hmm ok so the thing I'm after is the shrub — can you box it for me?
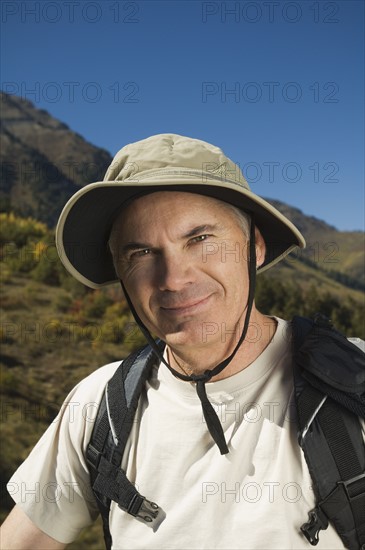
[103,301,130,320]
[81,291,114,319]
[123,323,147,352]
[0,262,12,284]
[58,268,88,298]
[0,213,48,248]
[55,293,73,313]
[95,317,128,344]
[4,244,38,273]
[31,244,61,285]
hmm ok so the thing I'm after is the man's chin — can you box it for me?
[160,321,213,349]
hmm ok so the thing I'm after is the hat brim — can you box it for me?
[56,179,305,288]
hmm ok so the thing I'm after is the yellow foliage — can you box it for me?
[0,212,48,234]
[33,241,48,261]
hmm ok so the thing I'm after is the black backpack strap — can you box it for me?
[87,393,113,549]
[292,315,365,549]
[86,342,165,549]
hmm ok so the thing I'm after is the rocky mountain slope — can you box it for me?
[0,92,112,226]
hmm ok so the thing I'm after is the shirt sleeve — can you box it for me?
[6,361,121,544]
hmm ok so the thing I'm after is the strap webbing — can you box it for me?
[296,385,326,437]
[87,345,161,549]
[293,316,365,549]
[317,399,365,547]
[298,389,365,548]
[93,456,144,512]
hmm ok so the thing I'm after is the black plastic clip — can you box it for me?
[136,498,160,524]
[86,444,102,469]
[337,472,365,500]
[125,494,162,528]
[301,507,329,546]
[313,313,333,329]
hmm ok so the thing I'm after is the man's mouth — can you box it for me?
[160,295,213,316]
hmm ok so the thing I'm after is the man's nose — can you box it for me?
[156,251,194,291]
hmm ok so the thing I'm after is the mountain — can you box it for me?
[0,92,112,227]
[269,200,364,283]
[0,92,364,289]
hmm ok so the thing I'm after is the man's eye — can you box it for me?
[131,249,151,259]
[191,234,211,243]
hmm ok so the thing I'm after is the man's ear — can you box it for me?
[254,226,266,268]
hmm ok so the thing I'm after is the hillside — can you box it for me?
[270,200,364,282]
[0,92,112,226]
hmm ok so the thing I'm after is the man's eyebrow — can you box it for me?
[119,224,220,254]
[183,224,220,239]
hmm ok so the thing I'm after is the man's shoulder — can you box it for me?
[282,315,364,352]
[67,359,123,404]
[83,359,123,383]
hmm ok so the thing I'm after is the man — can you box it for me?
[1,134,361,549]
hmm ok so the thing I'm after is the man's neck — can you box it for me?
[166,310,277,382]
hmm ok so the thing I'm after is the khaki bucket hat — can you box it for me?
[56,133,306,288]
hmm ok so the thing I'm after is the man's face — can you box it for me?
[112,191,265,351]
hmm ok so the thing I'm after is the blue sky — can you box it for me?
[1,0,364,230]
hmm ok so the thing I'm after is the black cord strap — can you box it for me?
[196,378,229,454]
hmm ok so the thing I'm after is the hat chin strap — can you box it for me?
[119,219,257,455]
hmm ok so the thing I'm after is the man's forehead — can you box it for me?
[114,191,236,230]
[123,190,227,211]
[110,191,239,244]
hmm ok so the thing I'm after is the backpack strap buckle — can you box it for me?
[86,443,102,469]
[124,493,162,528]
[301,507,329,546]
[337,472,365,500]
[137,498,161,524]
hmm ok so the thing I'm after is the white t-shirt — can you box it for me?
[7,318,356,549]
